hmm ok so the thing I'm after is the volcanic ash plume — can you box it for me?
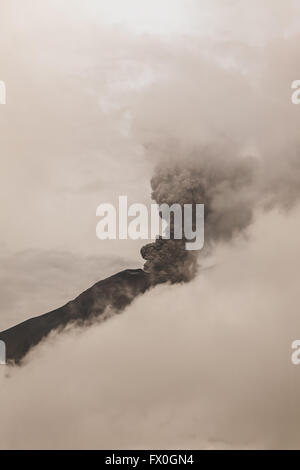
[4,145,300,362]
[141,147,259,283]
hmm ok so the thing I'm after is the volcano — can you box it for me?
[0,269,151,364]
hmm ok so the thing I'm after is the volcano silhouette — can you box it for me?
[0,269,151,364]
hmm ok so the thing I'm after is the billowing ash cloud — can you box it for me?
[142,238,198,284]
[141,141,300,283]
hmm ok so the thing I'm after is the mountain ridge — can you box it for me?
[0,268,152,364]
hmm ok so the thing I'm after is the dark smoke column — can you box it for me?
[141,148,257,282]
[141,238,198,284]
[141,163,201,284]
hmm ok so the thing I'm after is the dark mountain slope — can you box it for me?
[0,269,151,364]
